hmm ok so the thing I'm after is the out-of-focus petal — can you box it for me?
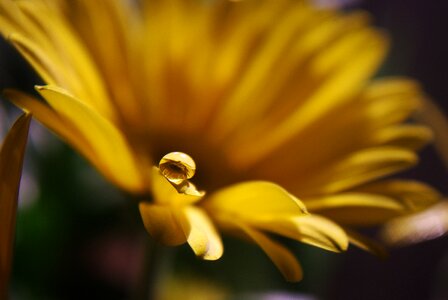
[344,228,388,258]
[205,181,307,222]
[177,206,223,261]
[380,202,448,246]
[306,193,408,226]
[353,180,440,211]
[225,25,388,168]
[138,202,186,246]
[297,147,417,195]
[0,0,115,119]
[369,125,433,150]
[0,113,31,297]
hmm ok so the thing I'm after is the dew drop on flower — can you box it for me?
[159,152,196,184]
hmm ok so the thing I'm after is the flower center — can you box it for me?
[159,152,196,184]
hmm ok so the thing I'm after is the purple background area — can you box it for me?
[329,1,448,299]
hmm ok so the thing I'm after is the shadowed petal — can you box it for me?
[223,220,303,282]
[369,125,433,150]
[353,180,440,211]
[344,227,388,258]
[139,202,187,246]
[306,193,409,226]
[296,147,417,196]
[0,113,31,297]
[380,202,448,246]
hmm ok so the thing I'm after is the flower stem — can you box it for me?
[133,236,165,300]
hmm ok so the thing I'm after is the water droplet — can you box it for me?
[159,152,196,184]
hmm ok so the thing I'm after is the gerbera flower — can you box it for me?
[0,0,439,281]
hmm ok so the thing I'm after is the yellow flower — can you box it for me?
[0,0,439,281]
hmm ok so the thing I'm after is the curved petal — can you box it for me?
[138,202,186,246]
[0,113,31,297]
[222,220,303,282]
[36,85,146,193]
[5,89,98,172]
[306,193,409,226]
[0,0,115,119]
[7,33,55,85]
[204,181,307,222]
[380,202,448,246]
[177,206,223,261]
[296,147,417,196]
[353,180,440,211]
[369,125,433,150]
[256,214,349,252]
[344,228,388,258]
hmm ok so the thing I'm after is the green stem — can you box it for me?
[133,236,165,300]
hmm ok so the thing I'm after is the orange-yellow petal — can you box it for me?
[306,193,408,226]
[370,125,433,150]
[0,113,31,297]
[138,202,187,246]
[297,147,417,196]
[353,180,440,211]
[344,228,388,258]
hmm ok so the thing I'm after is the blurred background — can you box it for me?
[0,0,447,299]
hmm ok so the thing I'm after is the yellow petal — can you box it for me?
[353,180,440,211]
[177,206,223,261]
[256,214,349,252]
[151,167,204,206]
[138,202,187,246]
[296,147,417,196]
[225,23,388,168]
[204,181,307,222]
[4,89,97,170]
[306,193,408,226]
[222,220,303,282]
[362,78,423,127]
[370,125,433,150]
[64,0,145,128]
[7,33,56,85]
[0,113,31,297]
[7,1,116,120]
[247,77,425,186]
[36,85,146,193]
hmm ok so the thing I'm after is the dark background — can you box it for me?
[331,1,448,299]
